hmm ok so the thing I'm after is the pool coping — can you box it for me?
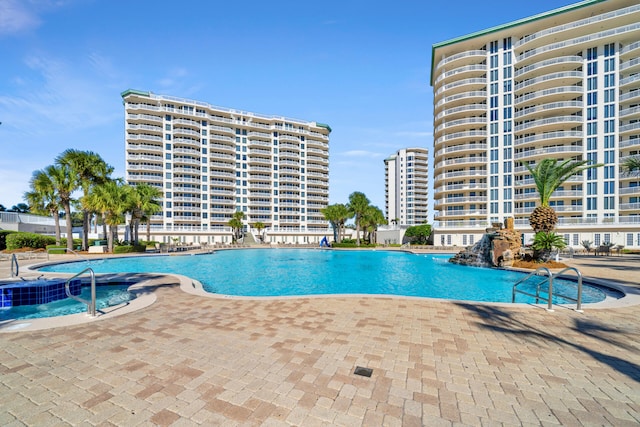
[2,249,637,332]
[0,274,159,333]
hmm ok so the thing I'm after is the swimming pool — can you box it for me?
[38,249,608,304]
[0,283,135,321]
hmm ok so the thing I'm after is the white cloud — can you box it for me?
[0,0,40,35]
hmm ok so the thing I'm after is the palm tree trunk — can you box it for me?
[64,202,73,252]
[82,210,90,251]
[146,220,151,243]
[53,210,61,246]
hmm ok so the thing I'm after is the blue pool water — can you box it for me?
[38,249,608,304]
[0,284,134,321]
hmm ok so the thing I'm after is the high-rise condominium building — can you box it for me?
[384,148,429,225]
[431,0,640,249]
[122,90,331,245]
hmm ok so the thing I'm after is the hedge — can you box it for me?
[6,232,57,250]
[0,230,17,251]
[113,244,147,254]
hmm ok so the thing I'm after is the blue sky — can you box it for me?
[0,0,572,216]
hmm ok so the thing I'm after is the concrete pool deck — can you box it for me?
[0,251,639,425]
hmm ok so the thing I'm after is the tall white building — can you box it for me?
[384,148,429,225]
[122,90,331,245]
[431,0,640,249]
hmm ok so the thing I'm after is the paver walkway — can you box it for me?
[0,253,639,426]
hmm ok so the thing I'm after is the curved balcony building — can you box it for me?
[431,0,640,248]
[122,90,331,245]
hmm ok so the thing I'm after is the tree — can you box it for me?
[321,203,350,243]
[10,203,30,213]
[127,183,162,244]
[347,192,370,246]
[228,210,246,243]
[531,231,566,262]
[0,204,6,211]
[25,169,63,245]
[57,149,114,251]
[526,158,601,233]
[404,224,432,245]
[44,163,76,252]
[581,240,593,255]
[85,180,130,252]
[252,221,265,242]
[361,205,386,244]
[623,156,640,176]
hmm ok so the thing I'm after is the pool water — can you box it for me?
[0,284,134,321]
[39,249,608,304]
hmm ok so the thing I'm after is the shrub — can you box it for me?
[113,244,147,254]
[6,232,57,250]
[331,241,377,248]
[0,230,17,251]
[46,245,66,254]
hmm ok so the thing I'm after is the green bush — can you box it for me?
[0,230,17,251]
[113,244,147,254]
[46,245,66,254]
[6,232,57,250]
[331,241,377,248]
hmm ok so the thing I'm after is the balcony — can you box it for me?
[435,104,486,122]
[515,100,583,120]
[517,21,640,65]
[514,56,583,79]
[441,169,487,180]
[620,73,640,89]
[434,64,486,87]
[620,90,640,104]
[437,209,487,217]
[436,77,486,97]
[435,50,486,70]
[620,106,640,120]
[514,144,583,160]
[514,131,582,147]
[435,143,487,158]
[127,134,163,143]
[434,183,487,195]
[435,91,486,112]
[127,113,163,123]
[514,116,583,134]
[434,196,486,206]
[515,85,583,107]
[514,70,583,94]
[620,122,640,136]
[434,156,487,170]
[620,57,640,73]
[435,130,487,145]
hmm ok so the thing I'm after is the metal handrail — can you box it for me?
[552,267,583,312]
[512,266,584,312]
[47,247,90,262]
[10,253,19,278]
[512,267,553,311]
[65,267,96,317]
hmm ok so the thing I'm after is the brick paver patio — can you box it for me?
[0,253,639,426]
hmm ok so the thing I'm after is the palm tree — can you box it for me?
[531,231,566,262]
[347,192,370,246]
[361,205,386,244]
[57,150,114,251]
[252,221,265,242]
[321,203,350,243]
[228,210,246,242]
[622,156,640,176]
[25,169,63,245]
[127,183,162,245]
[526,158,601,233]
[581,240,593,255]
[85,180,130,252]
[44,163,76,252]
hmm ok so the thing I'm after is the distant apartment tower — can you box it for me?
[384,148,429,225]
[431,0,640,248]
[121,90,331,245]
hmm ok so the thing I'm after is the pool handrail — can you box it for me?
[512,266,584,312]
[65,267,96,317]
[47,247,91,263]
[11,253,19,277]
[512,267,554,311]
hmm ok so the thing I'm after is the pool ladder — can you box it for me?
[512,267,583,312]
[65,267,97,317]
